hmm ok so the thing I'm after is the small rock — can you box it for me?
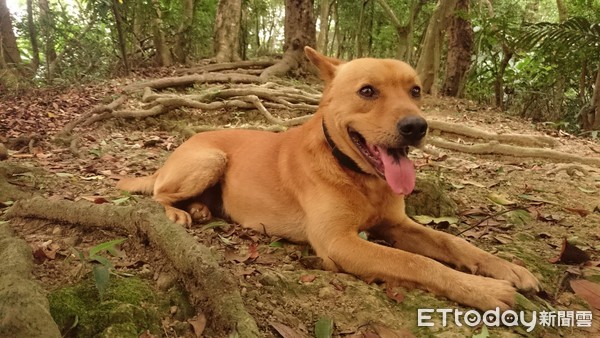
[156,272,178,291]
[138,264,152,278]
[63,236,81,247]
[52,226,62,235]
[272,309,286,322]
[170,306,178,315]
[259,271,280,286]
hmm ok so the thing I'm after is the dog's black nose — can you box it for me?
[397,116,428,143]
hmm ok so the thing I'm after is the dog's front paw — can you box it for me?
[480,258,541,293]
[165,206,192,227]
[449,274,517,311]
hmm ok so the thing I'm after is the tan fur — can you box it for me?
[117,47,540,310]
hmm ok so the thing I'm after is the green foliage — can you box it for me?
[518,17,600,53]
[10,0,219,84]
[314,316,334,338]
[73,238,126,299]
[465,0,524,104]
[465,0,600,130]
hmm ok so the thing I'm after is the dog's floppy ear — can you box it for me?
[304,46,343,83]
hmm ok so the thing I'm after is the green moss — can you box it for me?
[516,233,535,241]
[98,323,139,338]
[49,277,160,337]
[159,284,195,321]
[405,173,457,217]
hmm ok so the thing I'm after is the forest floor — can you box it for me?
[1,67,600,338]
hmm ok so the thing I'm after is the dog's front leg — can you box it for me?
[370,216,541,293]
[307,218,517,311]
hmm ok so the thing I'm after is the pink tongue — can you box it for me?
[377,147,416,195]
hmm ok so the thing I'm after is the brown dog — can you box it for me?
[117,47,540,310]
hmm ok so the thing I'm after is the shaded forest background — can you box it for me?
[1,0,600,132]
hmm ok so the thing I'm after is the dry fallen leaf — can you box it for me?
[269,321,308,338]
[487,193,516,206]
[563,207,590,217]
[32,241,60,262]
[245,243,259,262]
[570,279,600,310]
[548,239,590,265]
[188,313,207,338]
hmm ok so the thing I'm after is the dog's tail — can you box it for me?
[116,173,157,194]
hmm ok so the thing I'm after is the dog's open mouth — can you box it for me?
[349,128,416,195]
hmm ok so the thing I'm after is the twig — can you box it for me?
[457,208,517,237]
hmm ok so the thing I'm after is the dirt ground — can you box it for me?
[1,77,600,337]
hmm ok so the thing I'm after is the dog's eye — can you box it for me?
[358,85,377,99]
[411,86,421,98]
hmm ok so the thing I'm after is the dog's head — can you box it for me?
[305,47,427,196]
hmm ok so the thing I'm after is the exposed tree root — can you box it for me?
[428,137,600,167]
[177,60,276,75]
[56,62,596,170]
[260,51,300,79]
[123,73,264,92]
[190,124,286,133]
[5,197,260,337]
[546,163,596,176]
[58,95,127,137]
[245,95,312,126]
[427,120,558,147]
[0,223,61,338]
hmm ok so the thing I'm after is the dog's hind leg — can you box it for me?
[152,149,227,226]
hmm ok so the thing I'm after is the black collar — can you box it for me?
[322,119,368,175]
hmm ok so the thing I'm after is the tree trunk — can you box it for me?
[150,0,172,66]
[26,0,40,72]
[38,0,57,77]
[415,0,458,95]
[261,0,316,79]
[494,44,512,110]
[111,0,130,75]
[375,0,424,62]
[581,65,600,130]
[550,0,568,120]
[172,0,194,63]
[331,1,340,57]
[354,0,368,58]
[316,0,332,53]
[556,0,567,21]
[214,0,242,62]
[441,0,473,97]
[0,0,21,65]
